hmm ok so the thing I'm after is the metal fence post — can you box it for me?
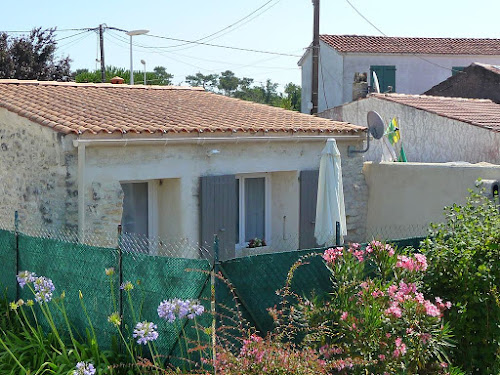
[335,221,340,246]
[15,211,19,300]
[117,224,124,352]
[212,234,219,374]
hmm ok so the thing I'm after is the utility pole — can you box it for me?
[99,24,106,83]
[311,0,320,115]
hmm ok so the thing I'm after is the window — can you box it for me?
[452,66,465,76]
[120,181,158,252]
[370,65,396,93]
[235,174,271,248]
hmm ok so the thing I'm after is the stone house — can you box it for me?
[424,62,500,103]
[320,93,500,164]
[299,35,500,113]
[0,80,367,260]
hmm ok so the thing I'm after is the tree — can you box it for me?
[0,27,71,81]
[284,83,301,111]
[218,70,240,96]
[74,66,173,85]
[185,72,218,90]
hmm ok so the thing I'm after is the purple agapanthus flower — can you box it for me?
[33,276,55,303]
[16,271,36,288]
[73,361,96,375]
[133,321,159,345]
[158,298,204,322]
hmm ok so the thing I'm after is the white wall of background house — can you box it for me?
[300,41,500,112]
[76,135,367,259]
[333,97,500,164]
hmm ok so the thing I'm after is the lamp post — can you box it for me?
[126,29,149,85]
[141,59,146,85]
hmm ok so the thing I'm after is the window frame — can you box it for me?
[235,173,272,250]
[120,180,159,240]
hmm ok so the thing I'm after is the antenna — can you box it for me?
[348,111,384,156]
[372,71,380,93]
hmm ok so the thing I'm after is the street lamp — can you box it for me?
[126,29,149,85]
[141,59,146,85]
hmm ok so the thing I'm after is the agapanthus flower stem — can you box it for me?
[0,333,28,373]
[54,298,81,361]
[194,316,205,370]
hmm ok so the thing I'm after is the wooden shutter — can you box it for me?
[200,175,237,261]
[370,65,396,93]
[299,170,319,249]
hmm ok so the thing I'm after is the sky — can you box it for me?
[2,0,500,90]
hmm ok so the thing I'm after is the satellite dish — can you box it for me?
[367,111,384,139]
[372,71,381,93]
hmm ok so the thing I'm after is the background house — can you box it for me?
[0,80,367,260]
[321,93,500,164]
[424,62,500,103]
[299,35,500,113]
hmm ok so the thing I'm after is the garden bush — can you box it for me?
[273,242,460,374]
[421,189,500,374]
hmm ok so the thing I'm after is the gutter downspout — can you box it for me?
[77,143,86,240]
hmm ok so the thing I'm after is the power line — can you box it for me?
[144,33,301,57]
[164,0,281,50]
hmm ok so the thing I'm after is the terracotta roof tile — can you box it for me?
[0,80,365,136]
[371,93,500,132]
[320,35,500,55]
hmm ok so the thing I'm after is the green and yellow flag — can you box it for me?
[386,117,400,145]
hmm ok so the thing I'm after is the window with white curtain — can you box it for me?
[235,174,271,248]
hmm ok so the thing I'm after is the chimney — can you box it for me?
[110,76,125,84]
[352,72,368,100]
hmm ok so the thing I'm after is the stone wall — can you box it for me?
[0,108,78,233]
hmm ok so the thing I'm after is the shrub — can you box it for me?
[421,189,500,374]
[279,241,457,374]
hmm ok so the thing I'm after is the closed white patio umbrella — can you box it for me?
[314,138,347,246]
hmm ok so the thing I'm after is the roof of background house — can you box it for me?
[320,35,500,55]
[0,80,365,136]
[371,93,500,132]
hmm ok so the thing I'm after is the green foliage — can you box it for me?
[421,188,500,374]
[277,242,456,374]
[185,72,218,90]
[185,70,301,111]
[74,65,173,85]
[0,27,71,81]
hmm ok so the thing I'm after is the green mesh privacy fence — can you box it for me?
[0,229,16,301]
[0,224,425,364]
[215,237,425,335]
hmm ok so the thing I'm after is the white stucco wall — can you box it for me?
[336,97,500,164]
[363,162,500,240]
[301,43,344,114]
[300,43,500,112]
[81,136,367,256]
[0,108,78,233]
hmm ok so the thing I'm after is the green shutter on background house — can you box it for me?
[299,170,319,249]
[451,66,465,76]
[200,175,237,260]
[370,65,396,93]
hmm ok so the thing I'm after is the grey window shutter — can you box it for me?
[299,170,319,249]
[200,175,237,260]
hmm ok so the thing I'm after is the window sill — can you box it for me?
[236,245,271,257]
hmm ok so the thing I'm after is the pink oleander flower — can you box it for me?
[378,354,386,361]
[340,311,348,321]
[393,337,407,358]
[423,300,441,317]
[323,247,343,265]
[420,333,432,343]
[395,253,428,272]
[385,302,402,318]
